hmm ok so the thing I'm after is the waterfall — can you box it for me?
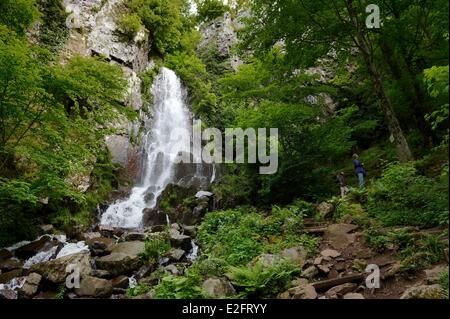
[100,68,192,229]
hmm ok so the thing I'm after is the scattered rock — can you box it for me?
[132,291,154,299]
[202,278,236,298]
[30,252,91,284]
[317,202,334,218]
[320,249,341,258]
[180,225,197,237]
[164,264,180,276]
[424,264,448,284]
[96,241,144,276]
[317,264,331,274]
[86,237,114,256]
[195,191,213,199]
[279,282,317,299]
[166,248,185,262]
[39,225,54,234]
[0,249,12,261]
[325,283,357,299]
[111,276,129,289]
[0,258,23,272]
[90,269,111,279]
[0,289,17,299]
[382,262,401,280]
[18,273,42,298]
[122,232,146,242]
[15,235,58,260]
[0,269,23,284]
[314,257,323,265]
[74,275,113,298]
[171,223,181,231]
[327,269,339,279]
[281,246,307,267]
[343,292,365,299]
[170,234,192,251]
[400,284,444,299]
[135,264,156,279]
[33,291,57,299]
[302,266,319,280]
[142,208,168,227]
[82,232,102,241]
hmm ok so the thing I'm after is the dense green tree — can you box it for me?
[0,0,40,36]
[242,0,448,162]
[195,0,229,23]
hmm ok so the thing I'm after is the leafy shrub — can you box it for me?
[126,284,151,298]
[141,232,171,263]
[225,259,299,298]
[0,179,40,246]
[116,13,143,41]
[37,0,69,52]
[126,0,184,54]
[195,0,229,23]
[439,271,449,299]
[0,0,40,35]
[198,207,317,267]
[153,272,204,299]
[367,162,449,227]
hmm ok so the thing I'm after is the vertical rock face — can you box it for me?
[198,12,243,70]
[61,0,153,177]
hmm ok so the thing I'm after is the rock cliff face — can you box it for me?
[198,12,243,70]
[61,0,153,182]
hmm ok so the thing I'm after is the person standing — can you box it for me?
[352,154,366,187]
[336,172,349,198]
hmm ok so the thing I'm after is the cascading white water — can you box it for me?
[100,68,192,228]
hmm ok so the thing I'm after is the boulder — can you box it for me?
[343,292,365,299]
[202,278,236,298]
[281,246,307,267]
[111,276,129,289]
[74,275,113,298]
[424,264,448,284]
[0,249,12,261]
[96,241,145,276]
[0,258,23,272]
[81,232,102,241]
[320,249,341,258]
[0,289,17,299]
[142,208,168,227]
[302,266,319,280]
[317,202,334,218]
[90,269,111,279]
[0,269,23,284]
[279,282,317,299]
[164,264,180,276]
[33,291,57,299]
[325,283,357,299]
[39,224,54,234]
[180,225,197,237]
[86,237,114,256]
[400,284,444,299]
[123,232,146,242]
[166,248,185,262]
[30,252,91,284]
[170,234,192,251]
[15,235,59,259]
[18,273,42,298]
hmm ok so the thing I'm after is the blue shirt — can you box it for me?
[353,159,365,175]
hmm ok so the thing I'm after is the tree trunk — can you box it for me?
[346,0,414,162]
